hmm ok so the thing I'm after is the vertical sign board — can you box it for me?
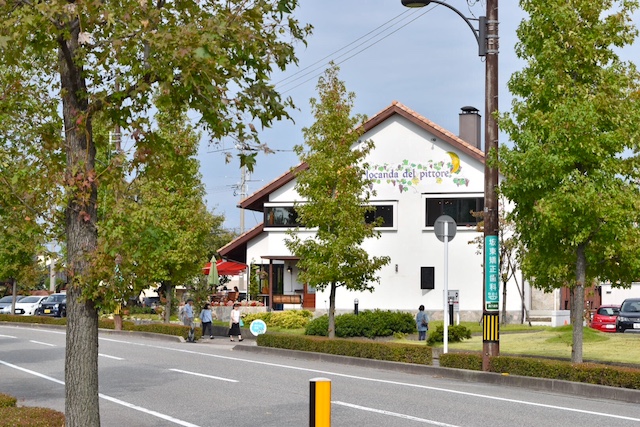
[309,378,331,427]
[484,235,499,311]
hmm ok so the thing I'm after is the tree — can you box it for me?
[0,2,310,424]
[285,65,390,338]
[499,1,640,363]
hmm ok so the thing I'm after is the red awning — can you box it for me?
[202,259,247,276]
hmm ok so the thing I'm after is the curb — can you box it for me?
[233,345,640,404]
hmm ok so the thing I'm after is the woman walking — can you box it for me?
[416,305,429,341]
[229,303,243,342]
[200,303,214,339]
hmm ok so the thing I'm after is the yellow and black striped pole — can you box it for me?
[309,377,331,427]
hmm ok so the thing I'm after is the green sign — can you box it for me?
[484,235,499,311]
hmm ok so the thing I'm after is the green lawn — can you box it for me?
[440,325,640,365]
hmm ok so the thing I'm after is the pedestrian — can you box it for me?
[228,303,243,342]
[416,305,429,341]
[183,299,194,326]
[200,303,215,339]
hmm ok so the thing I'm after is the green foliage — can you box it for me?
[0,393,65,426]
[257,333,432,365]
[498,0,640,363]
[284,64,390,337]
[489,356,640,390]
[426,324,472,345]
[242,310,313,329]
[0,407,66,427]
[439,353,640,390]
[0,394,17,408]
[305,310,416,338]
[439,352,483,371]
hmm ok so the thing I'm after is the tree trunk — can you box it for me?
[164,282,173,323]
[571,244,586,363]
[328,282,336,339]
[10,278,17,315]
[59,24,101,426]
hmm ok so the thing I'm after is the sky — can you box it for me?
[195,1,638,232]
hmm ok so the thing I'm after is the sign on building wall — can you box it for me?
[365,153,470,192]
[484,235,499,311]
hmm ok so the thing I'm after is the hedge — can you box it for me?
[257,333,432,365]
[439,352,640,390]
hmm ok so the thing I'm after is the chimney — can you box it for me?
[459,106,481,149]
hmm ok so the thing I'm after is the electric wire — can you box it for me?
[276,7,437,95]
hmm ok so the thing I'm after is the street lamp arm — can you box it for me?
[402,0,486,56]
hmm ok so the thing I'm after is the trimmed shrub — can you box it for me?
[305,310,416,338]
[243,310,312,329]
[0,394,65,427]
[0,394,17,408]
[439,352,483,370]
[490,356,640,389]
[0,407,65,427]
[258,333,432,365]
[426,324,472,345]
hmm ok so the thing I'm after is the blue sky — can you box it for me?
[197,1,638,232]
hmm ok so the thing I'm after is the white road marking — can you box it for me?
[0,334,17,338]
[8,326,640,423]
[169,368,238,383]
[131,342,640,423]
[29,340,56,347]
[334,401,461,426]
[0,360,201,427]
[98,353,124,360]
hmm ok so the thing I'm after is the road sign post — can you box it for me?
[435,215,456,354]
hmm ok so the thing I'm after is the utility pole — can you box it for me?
[482,0,500,371]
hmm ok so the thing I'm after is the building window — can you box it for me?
[365,204,394,228]
[425,198,483,227]
[264,206,300,227]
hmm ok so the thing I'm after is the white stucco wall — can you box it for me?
[245,114,527,317]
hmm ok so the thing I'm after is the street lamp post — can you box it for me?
[402,0,500,370]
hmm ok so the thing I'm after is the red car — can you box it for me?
[590,305,620,332]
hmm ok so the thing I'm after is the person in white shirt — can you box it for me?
[228,303,243,342]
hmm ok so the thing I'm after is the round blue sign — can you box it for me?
[249,319,267,336]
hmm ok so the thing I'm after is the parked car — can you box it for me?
[589,305,619,332]
[143,296,161,308]
[0,295,26,314]
[616,298,640,333]
[11,295,49,316]
[36,293,67,317]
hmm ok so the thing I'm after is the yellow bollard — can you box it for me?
[309,377,331,427]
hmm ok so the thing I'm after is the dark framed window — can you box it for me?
[364,205,394,228]
[425,198,483,227]
[264,206,300,227]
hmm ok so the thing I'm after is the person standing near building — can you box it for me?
[200,303,215,339]
[228,303,243,342]
[416,305,429,341]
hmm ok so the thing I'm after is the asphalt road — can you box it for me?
[2,324,640,427]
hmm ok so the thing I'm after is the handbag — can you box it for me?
[240,318,245,327]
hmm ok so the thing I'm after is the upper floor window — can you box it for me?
[425,197,483,227]
[264,206,300,227]
[365,204,394,228]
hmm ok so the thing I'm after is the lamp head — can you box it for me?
[287,266,292,273]
[401,0,431,7]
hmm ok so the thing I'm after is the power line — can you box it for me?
[276,7,436,95]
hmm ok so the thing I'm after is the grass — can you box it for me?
[444,325,640,365]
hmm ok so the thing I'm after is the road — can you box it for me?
[1,324,640,427]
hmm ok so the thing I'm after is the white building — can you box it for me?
[219,101,534,320]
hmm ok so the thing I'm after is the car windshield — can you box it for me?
[621,301,640,312]
[598,307,619,316]
[45,295,66,302]
[18,296,41,303]
[0,296,23,303]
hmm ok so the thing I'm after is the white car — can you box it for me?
[10,295,48,315]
